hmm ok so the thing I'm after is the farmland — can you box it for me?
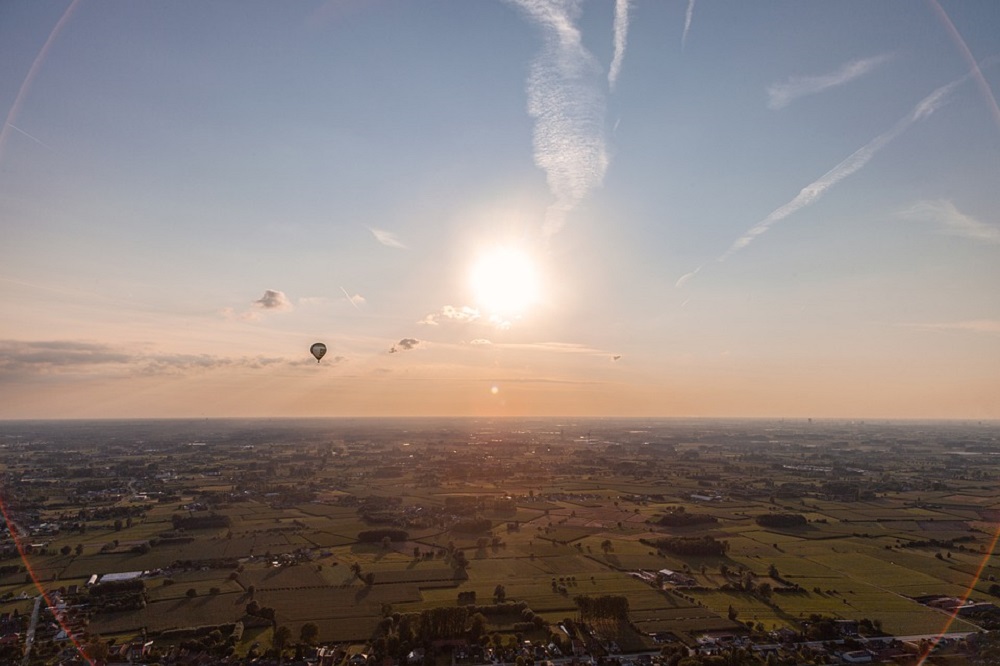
[0,417,998,663]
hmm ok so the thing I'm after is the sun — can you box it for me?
[469,246,541,319]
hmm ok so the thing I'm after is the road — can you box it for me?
[21,594,42,666]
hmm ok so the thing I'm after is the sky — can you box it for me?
[1,0,999,420]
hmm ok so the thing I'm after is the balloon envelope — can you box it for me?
[310,342,327,362]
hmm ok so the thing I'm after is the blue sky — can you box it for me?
[1,0,998,419]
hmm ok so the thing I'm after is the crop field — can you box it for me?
[4,419,1000,662]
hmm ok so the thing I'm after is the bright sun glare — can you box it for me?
[470,246,541,318]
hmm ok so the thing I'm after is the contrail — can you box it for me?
[682,0,696,51]
[4,123,52,151]
[721,73,969,261]
[608,0,631,90]
[928,0,1000,134]
[0,0,80,165]
[509,0,609,239]
[340,286,361,309]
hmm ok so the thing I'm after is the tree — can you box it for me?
[494,584,506,603]
[469,612,487,640]
[60,545,71,556]
[83,635,110,662]
[273,625,292,652]
[364,572,375,586]
[186,588,197,598]
[601,539,613,554]
[247,584,256,599]
[75,543,84,556]
[351,562,362,578]
[114,519,123,531]
[300,622,319,645]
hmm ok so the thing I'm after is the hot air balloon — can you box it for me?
[310,342,327,363]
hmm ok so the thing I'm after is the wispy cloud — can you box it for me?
[368,227,406,249]
[904,320,1000,335]
[491,341,604,355]
[897,200,1000,244]
[420,305,481,326]
[510,0,609,238]
[608,0,631,90]
[0,340,130,373]
[254,289,293,310]
[675,266,701,288]
[468,339,493,346]
[767,54,892,110]
[0,340,325,378]
[722,73,967,260]
[681,0,695,50]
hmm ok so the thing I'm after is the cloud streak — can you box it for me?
[722,73,967,260]
[767,54,892,110]
[369,227,406,249]
[904,320,1000,335]
[608,0,631,89]
[510,0,609,238]
[0,340,327,378]
[897,200,1000,244]
[675,266,701,288]
[682,0,695,50]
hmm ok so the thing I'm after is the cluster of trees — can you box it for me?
[89,578,147,613]
[902,535,975,549]
[451,517,492,533]
[643,535,728,557]
[574,595,629,622]
[357,528,409,543]
[171,513,231,530]
[656,511,718,527]
[244,600,277,626]
[754,513,806,528]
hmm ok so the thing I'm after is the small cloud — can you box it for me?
[469,339,493,346]
[254,289,292,311]
[767,54,892,110]
[369,227,406,249]
[612,354,622,361]
[389,338,420,353]
[897,200,1000,244]
[420,305,481,326]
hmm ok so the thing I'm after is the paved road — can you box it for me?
[21,594,42,666]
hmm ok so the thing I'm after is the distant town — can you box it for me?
[1,418,999,665]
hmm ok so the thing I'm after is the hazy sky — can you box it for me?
[2,1,999,419]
